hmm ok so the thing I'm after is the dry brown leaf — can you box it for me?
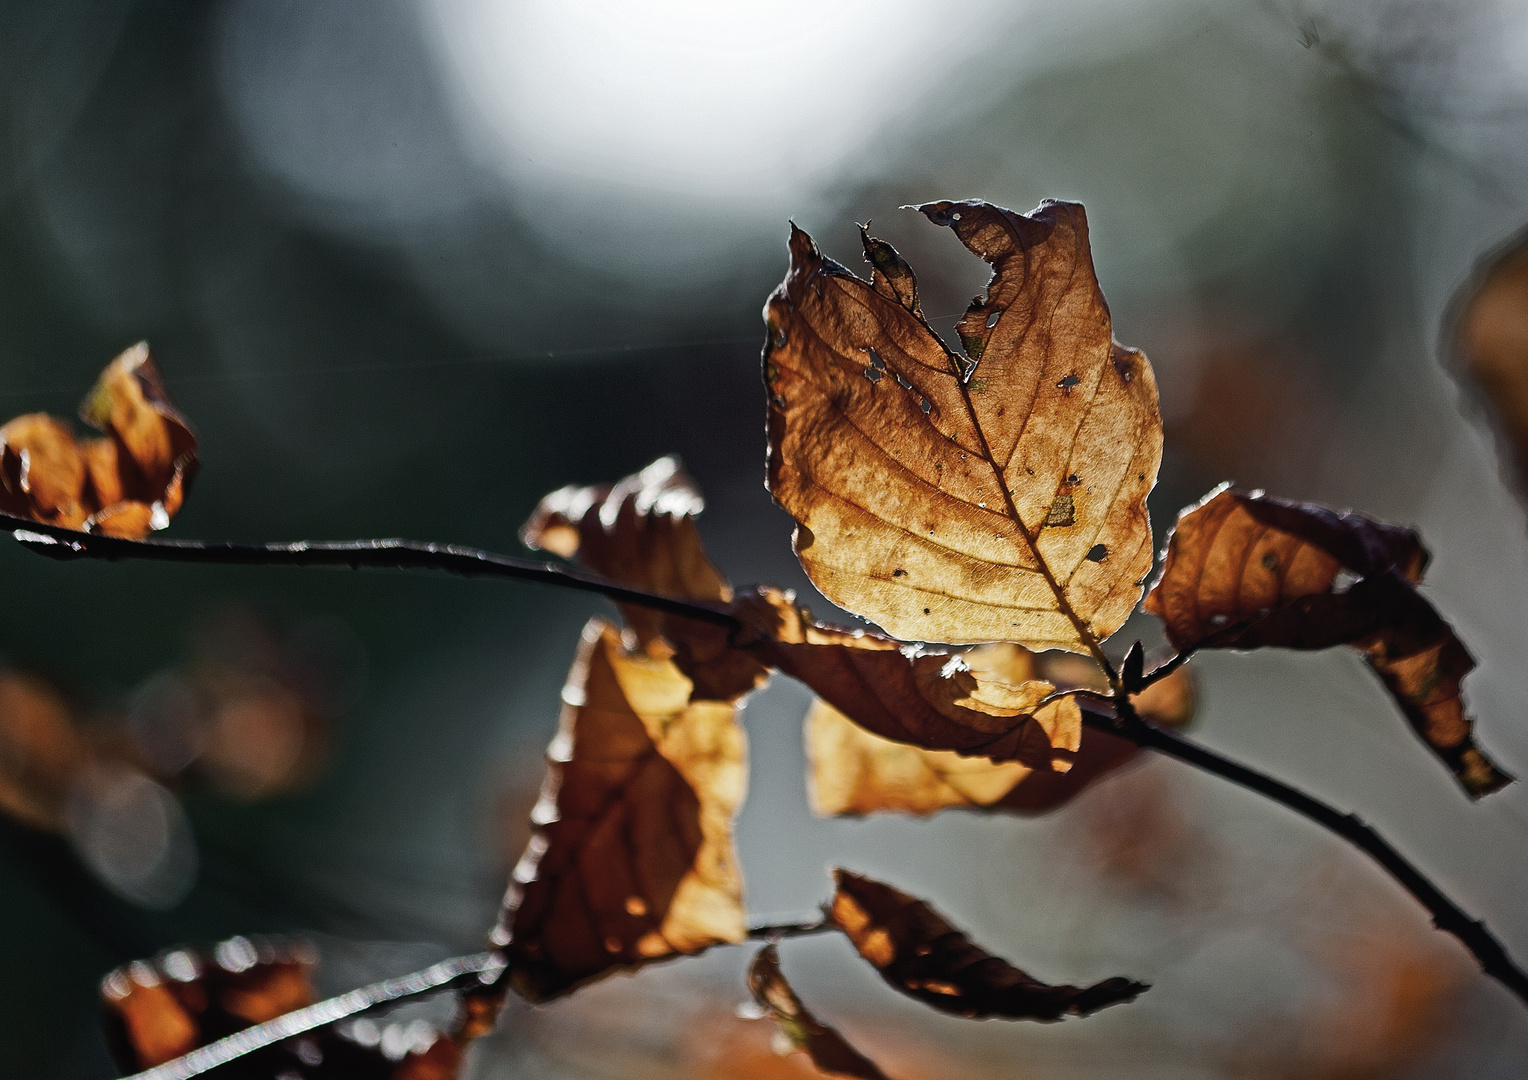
[101,935,475,1078]
[1144,485,1511,797]
[0,343,196,537]
[1450,227,1528,495]
[522,456,769,701]
[737,590,1080,767]
[829,869,1147,1021]
[763,200,1162,651]
[493,618,747,1001]
[806,645,1195,817]
[747,944,895,1080]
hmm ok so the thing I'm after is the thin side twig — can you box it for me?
[1086,701,1528,1007]
[0,515,741,630]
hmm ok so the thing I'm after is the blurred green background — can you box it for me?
[4,0,1528,1076]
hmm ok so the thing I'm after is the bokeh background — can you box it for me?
[4,0,1528,1076]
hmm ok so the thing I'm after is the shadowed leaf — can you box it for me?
[0,343,196,537]
[829,869,1147,1021]
[736,591,1079,767]
[762,200,1161,651]
[1143,485,1511,797]
[747,944,895,1080]
[494,618,747,1001]
[522,456,769,701]
[807,660,1194,817]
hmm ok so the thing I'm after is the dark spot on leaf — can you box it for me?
[1086,544,1108,562]
[1261,552,1279,572]
[1067,473,1079,485]
[1044,494,1075,528]
[1058,373,1081,391]
[924,607,931,614]
[892,568,906,577]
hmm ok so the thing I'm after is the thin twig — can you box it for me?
[1085,701,1528,1007]
[123,951,503,1080]
[1137,649,1194,691]
[0,515,741,629]
[121,919,839,1080]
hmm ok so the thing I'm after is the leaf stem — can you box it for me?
[1088,700,1528,1008]
[746,918,835,941]
[0,515,741,629]
[1136,649,1194,691]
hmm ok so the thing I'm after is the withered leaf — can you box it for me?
[807,658,1194,818]
[1144,485,1511,797]
[763,200,1162,651]
[829,870,1148,1021]
[523,456,769,701]
[1449,227,1528,495]
[737,591,1080,767]
[747,944,894,1080]
[494,618,747,1001]
[0,343,196,538]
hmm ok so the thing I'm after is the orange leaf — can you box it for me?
[0,343,197,538]
[1144,486,1511,797]
[763,201,1161,652]
[493,618,747,1001]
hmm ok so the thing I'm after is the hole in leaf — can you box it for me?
[1086,544,1108,562]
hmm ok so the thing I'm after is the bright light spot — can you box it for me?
[66,763,197,909]
[423,0,1015,201]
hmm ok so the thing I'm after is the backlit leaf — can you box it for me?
[0,670,87,831]
[1143,485,1511,797]
[493,618,747,1001]
[829,869,1148,1021]
[0,343,197,537]
[523,456,768,701]
[747,944,895,1080]
[763,200,1162,650]
[736,591,1080,767]
[807,662,1194,818]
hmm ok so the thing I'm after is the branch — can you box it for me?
[746,917,835,940]
[1085,702,1528,1007]
[0,515,741,630]
[123,951,503,1080]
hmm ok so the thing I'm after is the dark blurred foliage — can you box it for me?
[3,0,1528,1076]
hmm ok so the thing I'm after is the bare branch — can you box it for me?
[0,514,741,630]
[1087,699,1528,1008]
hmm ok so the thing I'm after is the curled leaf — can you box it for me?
[1144,486,1511,797]
[807,663,1194,818]
[523,456,768,701]
[100,935,474,1077]
[737,590,1080,767]
[763,200,1161,650]
[747,945,895,1080]
[0,343,197,537]
[829,869,1148,1021]
[493,618,747,1001]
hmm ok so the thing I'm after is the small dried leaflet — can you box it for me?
[1450,227,1528,494]
[763,200,1162,651]
[830,869,1148,1021]
[747,944,894,1080]
[494,619,748,1001]
[1144,486,1511,797]
[0,343,196,537]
